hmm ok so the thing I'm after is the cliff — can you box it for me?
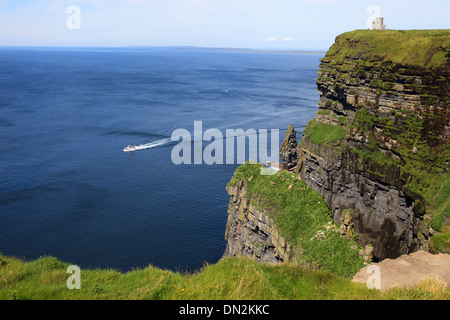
[224,178,294,263]
[296,30,450,260]
[224,30,449,269]
[223,162,369,278]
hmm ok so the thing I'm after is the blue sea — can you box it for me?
[0,47,321,272]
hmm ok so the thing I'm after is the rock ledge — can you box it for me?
[352,251,450,291]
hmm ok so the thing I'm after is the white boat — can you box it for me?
[123,145,137,152]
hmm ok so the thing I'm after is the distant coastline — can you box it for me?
[125,46,327,55]
[0,45,326,55]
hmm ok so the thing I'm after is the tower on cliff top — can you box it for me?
[371,17,386,30]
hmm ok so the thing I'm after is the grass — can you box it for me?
[228,162,365,278]
[0,254,448,300]
[325,29,450,69]
[317,109,331,115]
[430,227,450,254]
[302,119,347,146]
[423,176,450,232]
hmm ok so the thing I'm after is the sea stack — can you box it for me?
[279,124,299,172]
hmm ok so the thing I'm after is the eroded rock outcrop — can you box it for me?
[352,250,450,291]
[223,180,294,263]
[279,124,299,172]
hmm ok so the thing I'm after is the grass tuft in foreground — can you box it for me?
[0,254,448,300]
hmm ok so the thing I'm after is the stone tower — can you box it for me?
[371,17,386,30]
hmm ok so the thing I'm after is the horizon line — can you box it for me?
[0,44,327,53]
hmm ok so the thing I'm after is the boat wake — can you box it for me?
[123,137,172,152]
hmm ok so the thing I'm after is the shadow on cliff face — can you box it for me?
[281,124,428,262]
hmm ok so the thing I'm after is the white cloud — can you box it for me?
[264,37,276,41]
[282,37,292,41]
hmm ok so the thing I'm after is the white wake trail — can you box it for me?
[124,137,172,152]
[137,137,172,150]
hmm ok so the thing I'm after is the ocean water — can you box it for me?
[0,47,321,272]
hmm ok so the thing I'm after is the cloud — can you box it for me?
[282,37,292,41]
[264,37,276,41]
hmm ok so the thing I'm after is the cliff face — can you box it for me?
[298,133,423,260]
[222,162,368,277]
[224,179,293,263]
[223,30,449,267]
[296,30,450,260]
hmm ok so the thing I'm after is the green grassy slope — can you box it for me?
[0,254,448,300]
[326,29,450,69]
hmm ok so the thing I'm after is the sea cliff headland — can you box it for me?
[224,29,449,277]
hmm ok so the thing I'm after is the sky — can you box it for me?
[0,0,448,49]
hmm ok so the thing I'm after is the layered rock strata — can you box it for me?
[279,124,299,172]
[296,30,449,260]
[224,30,449,264]
[223,180,293,263]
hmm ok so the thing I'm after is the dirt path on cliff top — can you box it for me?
[352,250,450,291]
